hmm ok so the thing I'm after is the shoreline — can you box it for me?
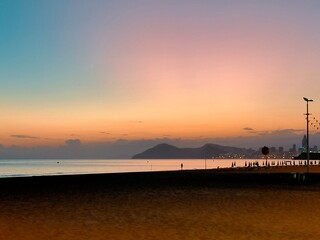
[1,166,320,196]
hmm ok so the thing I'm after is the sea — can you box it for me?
[0,158,312,178]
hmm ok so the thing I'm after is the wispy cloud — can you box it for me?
[11,135,39,139]
[100,132,111,135]
[130,121,143,124]
[65,139,82,147]
[265,129,304,136]
[70,134,81,137]
[243,127,254,131]
[0,131,311,159]
[243,128,304,136]
[257,131,269,136]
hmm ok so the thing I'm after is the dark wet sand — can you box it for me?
[1,166,320,240]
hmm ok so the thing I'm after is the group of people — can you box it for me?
[230,159,320,168]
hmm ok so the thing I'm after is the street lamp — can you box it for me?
[303,97,313,173]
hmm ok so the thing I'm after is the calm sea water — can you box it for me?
[0,158,311,178]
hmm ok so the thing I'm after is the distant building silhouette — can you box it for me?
[278,146,284,153]
[312,145,318,152]
[292,144,296,154]
[302,135,307,151]
[289,144,297,155]
[270,146,276,153]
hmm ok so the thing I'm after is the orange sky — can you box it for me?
[1,1,320,147]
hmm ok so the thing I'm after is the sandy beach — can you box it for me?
[1,166,320,240]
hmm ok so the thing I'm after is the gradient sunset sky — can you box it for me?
[1,0,320,147]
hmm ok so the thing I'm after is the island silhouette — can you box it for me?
[132,143,255,159]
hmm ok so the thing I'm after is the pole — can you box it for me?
[303,97,313,173]
[307,101,310,173]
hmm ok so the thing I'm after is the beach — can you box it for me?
[1,166,320,240]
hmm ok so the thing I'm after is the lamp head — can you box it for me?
[303,97,313,102]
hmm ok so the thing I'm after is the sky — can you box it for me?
[1,0,320,156]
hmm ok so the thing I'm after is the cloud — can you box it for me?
[262,129,304,136]
[70,134,81,137]
[0,128,312,159]
[11,135,39,139]
[130,121,143,124]
[242,129,304,137]
[100,132,111,134]
[276,129,304,134]
[65,139,82,147]
[257,131,269,136]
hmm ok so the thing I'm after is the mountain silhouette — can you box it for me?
[132,143,250,159]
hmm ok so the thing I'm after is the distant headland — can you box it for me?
[132,143,259,159]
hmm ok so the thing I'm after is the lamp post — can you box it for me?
[303,97,313,173]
